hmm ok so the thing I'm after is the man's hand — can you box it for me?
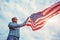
[23,17,29,26]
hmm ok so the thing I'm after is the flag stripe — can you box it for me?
[42,1,60,16]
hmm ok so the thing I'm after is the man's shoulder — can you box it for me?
[8,22,14,25]
[9,22,12,24]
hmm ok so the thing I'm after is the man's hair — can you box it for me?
[12,17,17,21]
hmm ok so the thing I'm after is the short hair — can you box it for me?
[12,17,17,21]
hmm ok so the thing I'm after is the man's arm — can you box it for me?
[8,22,25,30]
[20,17,28,28]
[8,17,29,29]
[8,23,23,30]
[8,23,21,30]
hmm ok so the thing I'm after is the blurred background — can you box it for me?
[0,0,60,40]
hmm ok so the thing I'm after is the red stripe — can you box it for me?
[31,26,43,31]
[44,5,59,16]
[45,8,60,19]
[42,2,60,16]
[35,21,45,27]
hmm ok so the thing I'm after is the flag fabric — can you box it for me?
[26,1,60,31]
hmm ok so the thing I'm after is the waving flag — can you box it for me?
[26,1,60,31]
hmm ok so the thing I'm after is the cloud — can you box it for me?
[0,0,60,40]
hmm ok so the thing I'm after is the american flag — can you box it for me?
[26,1,60,31]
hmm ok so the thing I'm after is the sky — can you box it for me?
[0,0,60,40]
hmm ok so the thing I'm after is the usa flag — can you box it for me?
[26,1,60,31]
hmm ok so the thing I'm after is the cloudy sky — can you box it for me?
[0,0,60,40]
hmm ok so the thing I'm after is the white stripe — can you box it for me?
[42,2,60,15]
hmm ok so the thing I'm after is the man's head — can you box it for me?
[12,17,18,23]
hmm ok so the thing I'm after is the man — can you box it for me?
[7,17,28,40]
